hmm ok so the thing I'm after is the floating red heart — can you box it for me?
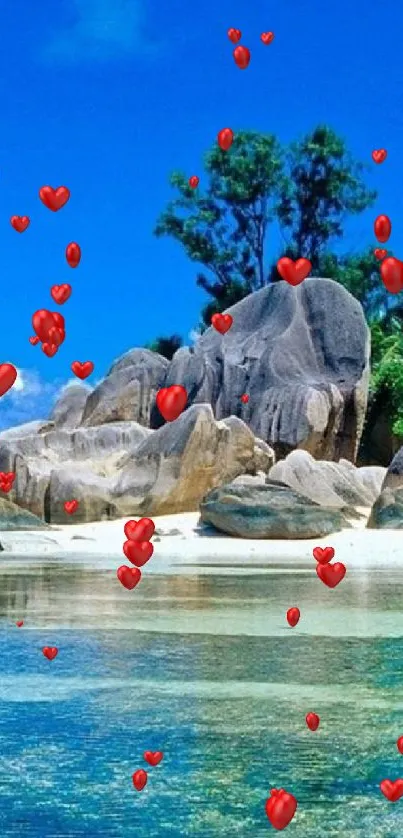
[143,751,164,766]
[397,736,403,754]
[10,215,30,232]
[156,385,187,422]
[132,769,148,791]
[124,518,155,542]
[42,343,58,358]
[71,361,94,380]
[312,546,335,564]
[380,257,403,294]
[64,499,79,515]
[48,326,64,347]
[241,394,249,403]
[51,284,72,304]
[227,28,241,44]
[188,176,199,189]
[42,647,58,660]
[261,32,274,45]
[0,363,17,397]
[306,712,320,731]
[117,565,142,590]
[211,313,233,334]
[29,335,40,345]
[374,248,387,260]
[380,779,403,802]
[277,257,311,285]
[0,471,16,493]
[32,309,65,343]
[374,214,392,244]
[233,45,250,69]
[316,562,346,588]
[286,607,300,627]
[265,789,298,830]
[15,620,24,627]
[66,242,81,268]
[372,149,387,164]
[39,185,70,211]
[123,540,154,567]
[217,128,234,151]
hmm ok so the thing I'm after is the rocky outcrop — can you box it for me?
[0,498,49,530]
[49,383,91,429]
[200,480,351,539]
[367,447,403,528]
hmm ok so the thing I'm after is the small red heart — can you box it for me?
[188,176,199,189]
[265,789,297,830]
[374,214,392,244]
[123,540,154,567]
[143,751,163,766]
[29,335,40,345]
[124,518,155,542]
[71,361,94,380]
[372,149,387,164]
[117,565,142,590]
[227,28,241,44]
[380,257,403,294]
[0,363,17,397]
[39,185,70,211]
[156,385,187,422]
[312,546,335,564]
[10,215,30,232]
[286,607,300,627]
[15,620,24,627]
[51,284,72,305]
[233,45,250,70]
[42,647,58,660]
[277,257,312,285]
[211,313,233,334]
[374,248,387,260]
[397,736,403,754]
[380,779,403,802]
[66,242,81,268]
[42,342,58,358]
[240,393,249,403]
[217,128,234,151]
[316,562,346,588]
[261,31,274,45]
[306,712,320,731]
[132,769,147,791]
[64,499,79,514]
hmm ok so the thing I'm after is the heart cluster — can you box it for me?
[132,750,164,791]
[0,471,16,493]
[117,517,156,590]
[313,545,346,588]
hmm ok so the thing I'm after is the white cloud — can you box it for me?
[0,369,64,431]
[188,328,201,345]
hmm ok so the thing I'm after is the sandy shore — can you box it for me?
[0,511,402,573]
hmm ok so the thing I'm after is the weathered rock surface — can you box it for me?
[367,447,403,528]
[269,450,385,509]
[0,498,49,530]
[200,480,351,539]
[49,383,92,429]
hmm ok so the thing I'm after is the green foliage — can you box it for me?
[369,318,403,438]
[146,334,183,360]
[315,249,392,319]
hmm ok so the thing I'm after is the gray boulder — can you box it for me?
[49,383,91,428]
[367,447,403,528]
[200,480,351,539]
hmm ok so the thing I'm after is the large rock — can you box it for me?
[200,480,351,539]
[0,498,49,530]
[269,450,385,509]
[367,447,403,528]
[49,383,91,428]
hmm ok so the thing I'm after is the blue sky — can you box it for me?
[1,0,403,427]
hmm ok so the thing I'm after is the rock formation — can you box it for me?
[367,446,403,528]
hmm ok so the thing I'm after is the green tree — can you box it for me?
[315,249,392,320]
[146,334,183,360]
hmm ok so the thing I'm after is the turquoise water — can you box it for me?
[0,564,403,836]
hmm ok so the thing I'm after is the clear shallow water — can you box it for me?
[1,565,403,836]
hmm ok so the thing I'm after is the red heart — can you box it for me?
[188,176,199,189]
[374,248,387,260]
[265,789,297,830]
[380,779,403,802]
[10,215,30,232]
[211,313,233,334]
[312,546,335,564]
[124,518,155,542]
[0,480,13,493]
[380,257,403,294]
[48,326,64,347]
[233,45,250,70]
[277,257,312,285]
[261,31,274,45]
[117,565,142,590]
[42,342,58,358]
[39,185,70,211]
[143,750,163,766]
[0,363,17,397]
[66,242,81,268]
[29,335,40,345]
[64,499,79,514]
[71,361,94,380]
[240,393,249,403]
[306,712,320,731]
[217,128,234,151]
[372,149,387,164]
[374,214,391,244]
[286,607,300,628]
[0,472,15,483]
[227,28,241,44]
[132,769,147,791]
[397,736,403,754]
[123,540,154,567]
[42,647,58,660]
[32,309,65,343]
[15,620,24,627]
[51,284,72,305]
[316,562,346,588]
[156,385,187,422]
